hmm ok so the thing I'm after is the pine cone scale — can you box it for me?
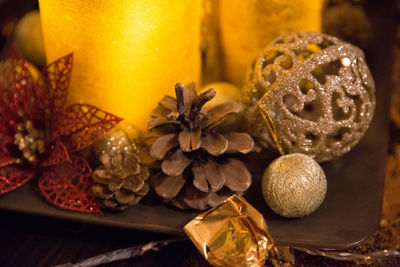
[221,159,252,192]
[181,83,197,114]
[122,166,149,192]
[115,189,136,204]
[178,128,201,152]
[192,162,210,192]
[92,167,111,183]
[201,102,241,129]
[188,89,216,129]
[103,199,119,209]
[161,149,193,176]
[108,181,123,191]
[203,159,224,192]
[121,154,141,177]
[201,132,228,156]
[135,183,149,196]
[150,133,179,160]
[92,184,113,199]
[192,159,224,193]
[151,95,176,117]
[159,95,177,111]
[226,132,254,154]
[154,174,186,199]
[208,191,233,207]
[121,175,145,192]
[148,116,180,130]
[183,183,209,210]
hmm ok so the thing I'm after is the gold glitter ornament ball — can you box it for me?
[262,153,327,218]
[244,32,375,162]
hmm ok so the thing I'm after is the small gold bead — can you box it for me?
[16,123,24,132]
[25,120,33,130]
[23,151,31,159]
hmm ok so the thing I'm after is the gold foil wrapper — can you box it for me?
[184,195,274,267]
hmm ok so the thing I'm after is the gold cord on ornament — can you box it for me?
[258,102,285,156]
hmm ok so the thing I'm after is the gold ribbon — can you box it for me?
[257,101,285,156]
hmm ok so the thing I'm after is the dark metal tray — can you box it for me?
[0,0,394,250]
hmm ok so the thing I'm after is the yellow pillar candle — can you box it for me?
[38,0,202,130]
[219,0,323,87]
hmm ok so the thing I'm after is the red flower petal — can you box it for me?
[0,98,16,127]
[7,45,23,60]
[38,156,100,213]
[0,59,37,118]
[0,124,13,149]
[0,137,15,168]
[50,111,78,140]
[0,166,34,194]
[36,54,73,113]
[41,140,71,167]
[0,154,15,168]
[59,104,122,152]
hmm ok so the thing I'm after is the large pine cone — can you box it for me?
[92,130,149,211]
[149,83,254,210]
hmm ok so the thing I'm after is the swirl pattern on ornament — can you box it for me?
[245,32,375,162]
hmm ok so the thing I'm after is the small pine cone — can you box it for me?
[92,130,149,211]
[148,83,254,210]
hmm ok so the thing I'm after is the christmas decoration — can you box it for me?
[184,195,274,267]
[149,83,254,210]
[262,153,327,218]
[14,11,46,67]
[244,31,375,162]
[200,82,246,133]
[92,130,149,211]
[0,53,122,213]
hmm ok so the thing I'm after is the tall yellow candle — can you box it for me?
[219,0,323,87]
[38,0,202,130]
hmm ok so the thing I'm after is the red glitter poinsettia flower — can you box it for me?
[0,54,122,213]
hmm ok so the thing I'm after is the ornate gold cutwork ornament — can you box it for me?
[244,32,375,162]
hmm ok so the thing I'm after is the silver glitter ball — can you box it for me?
[244,32,375,162]
[262,153,327,218]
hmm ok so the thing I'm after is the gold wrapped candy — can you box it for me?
[184,195,273,267]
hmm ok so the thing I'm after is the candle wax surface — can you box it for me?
[39,0,202,130]
[219,0,323,87]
